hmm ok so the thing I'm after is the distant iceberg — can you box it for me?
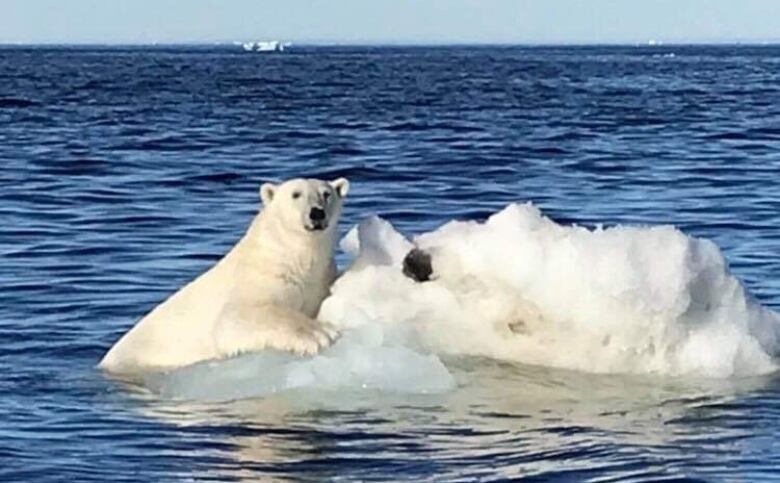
[241,41,289,52]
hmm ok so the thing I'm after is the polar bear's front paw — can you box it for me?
[280,322,340,356]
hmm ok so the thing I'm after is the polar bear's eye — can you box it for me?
[292,191,302,199]
[322,191,331,201]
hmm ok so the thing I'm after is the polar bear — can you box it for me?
[99,177,349,374]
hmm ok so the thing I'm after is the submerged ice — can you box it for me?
[145,325,454,401]
[152,203,780,400]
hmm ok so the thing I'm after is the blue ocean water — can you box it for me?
[1,45,779,481]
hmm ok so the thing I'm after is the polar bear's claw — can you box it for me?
[310,327,332,348]
[290,337,321,356]
[277,322,340,357]
[319,322,341,341]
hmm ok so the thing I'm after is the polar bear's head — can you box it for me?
[259,178,350,234]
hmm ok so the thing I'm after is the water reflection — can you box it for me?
[117,358,779,481]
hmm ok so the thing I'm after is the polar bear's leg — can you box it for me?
[214,303,339,358]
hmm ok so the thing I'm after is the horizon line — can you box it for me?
[2,39,780,47]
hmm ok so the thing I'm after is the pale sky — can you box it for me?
[2,0,779,45]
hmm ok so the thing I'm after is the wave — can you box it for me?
[0,97,37,108]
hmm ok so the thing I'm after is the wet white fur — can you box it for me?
[99,177,349,373]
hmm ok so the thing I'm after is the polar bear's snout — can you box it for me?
[307,206,328,231]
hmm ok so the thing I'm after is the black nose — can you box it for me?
[309,207,326,222]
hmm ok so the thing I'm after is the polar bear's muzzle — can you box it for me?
[306,206,328,231]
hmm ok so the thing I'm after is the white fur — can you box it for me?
[99,177,350,373]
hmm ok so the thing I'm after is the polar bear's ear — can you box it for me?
[330,178,349,198]
[260,183,277,205]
